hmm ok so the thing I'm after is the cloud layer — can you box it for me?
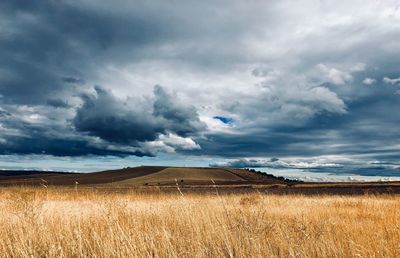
[0,0,399,176]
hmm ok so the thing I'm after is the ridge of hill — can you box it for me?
[0,166,291,186]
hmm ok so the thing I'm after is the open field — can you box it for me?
[1,166,400,195]
[0,166,293,186]
[1,186,400,257]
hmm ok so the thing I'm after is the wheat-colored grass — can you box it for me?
[0,186,399,257]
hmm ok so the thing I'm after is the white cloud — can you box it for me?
[363,78,376,85]
[211,157,346,169]
[383,77,400,85]
[141,133,201,155]
[157,133,201,151]
[317,64,352,85]
[350,63,366,72]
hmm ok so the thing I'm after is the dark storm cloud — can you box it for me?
[74,86,161,143]
[152,85,206,137]
[0,0,183,104]
[46,99,71,109]
[200,84,400,158]
[61,77,84,84]
[0,135,150,157]
[74,85,205,144]
[0,108,152,157]
[0,0,209,157]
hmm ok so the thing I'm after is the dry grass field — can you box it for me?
[0,186,399,257]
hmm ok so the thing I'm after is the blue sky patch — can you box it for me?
[213,116,233,125]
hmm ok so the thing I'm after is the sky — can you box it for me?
[0,0,400,181]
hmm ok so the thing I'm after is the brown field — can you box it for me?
[1,166,400,195]
[1,186,400,257]
[0,166,292,187]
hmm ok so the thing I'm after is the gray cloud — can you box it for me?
[0,0,399,176]
[0,83,204,156]
[211,157,400,178]
[46,99,71,109]
[74,85,205,144]
[0,105,151,157]
[61,77,84,84]
[74,86,161,144]
[152,85,206,137]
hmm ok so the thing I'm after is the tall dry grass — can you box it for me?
[0,186,399,257]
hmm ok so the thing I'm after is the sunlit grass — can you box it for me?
[0,186,399,257]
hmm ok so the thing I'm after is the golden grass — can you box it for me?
[0,186,399,257]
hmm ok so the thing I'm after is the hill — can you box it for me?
[0,166,290,186]
[2,167,400,195]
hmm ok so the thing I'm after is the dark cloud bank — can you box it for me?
[0,0,399,177]
[74,85,204,145]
